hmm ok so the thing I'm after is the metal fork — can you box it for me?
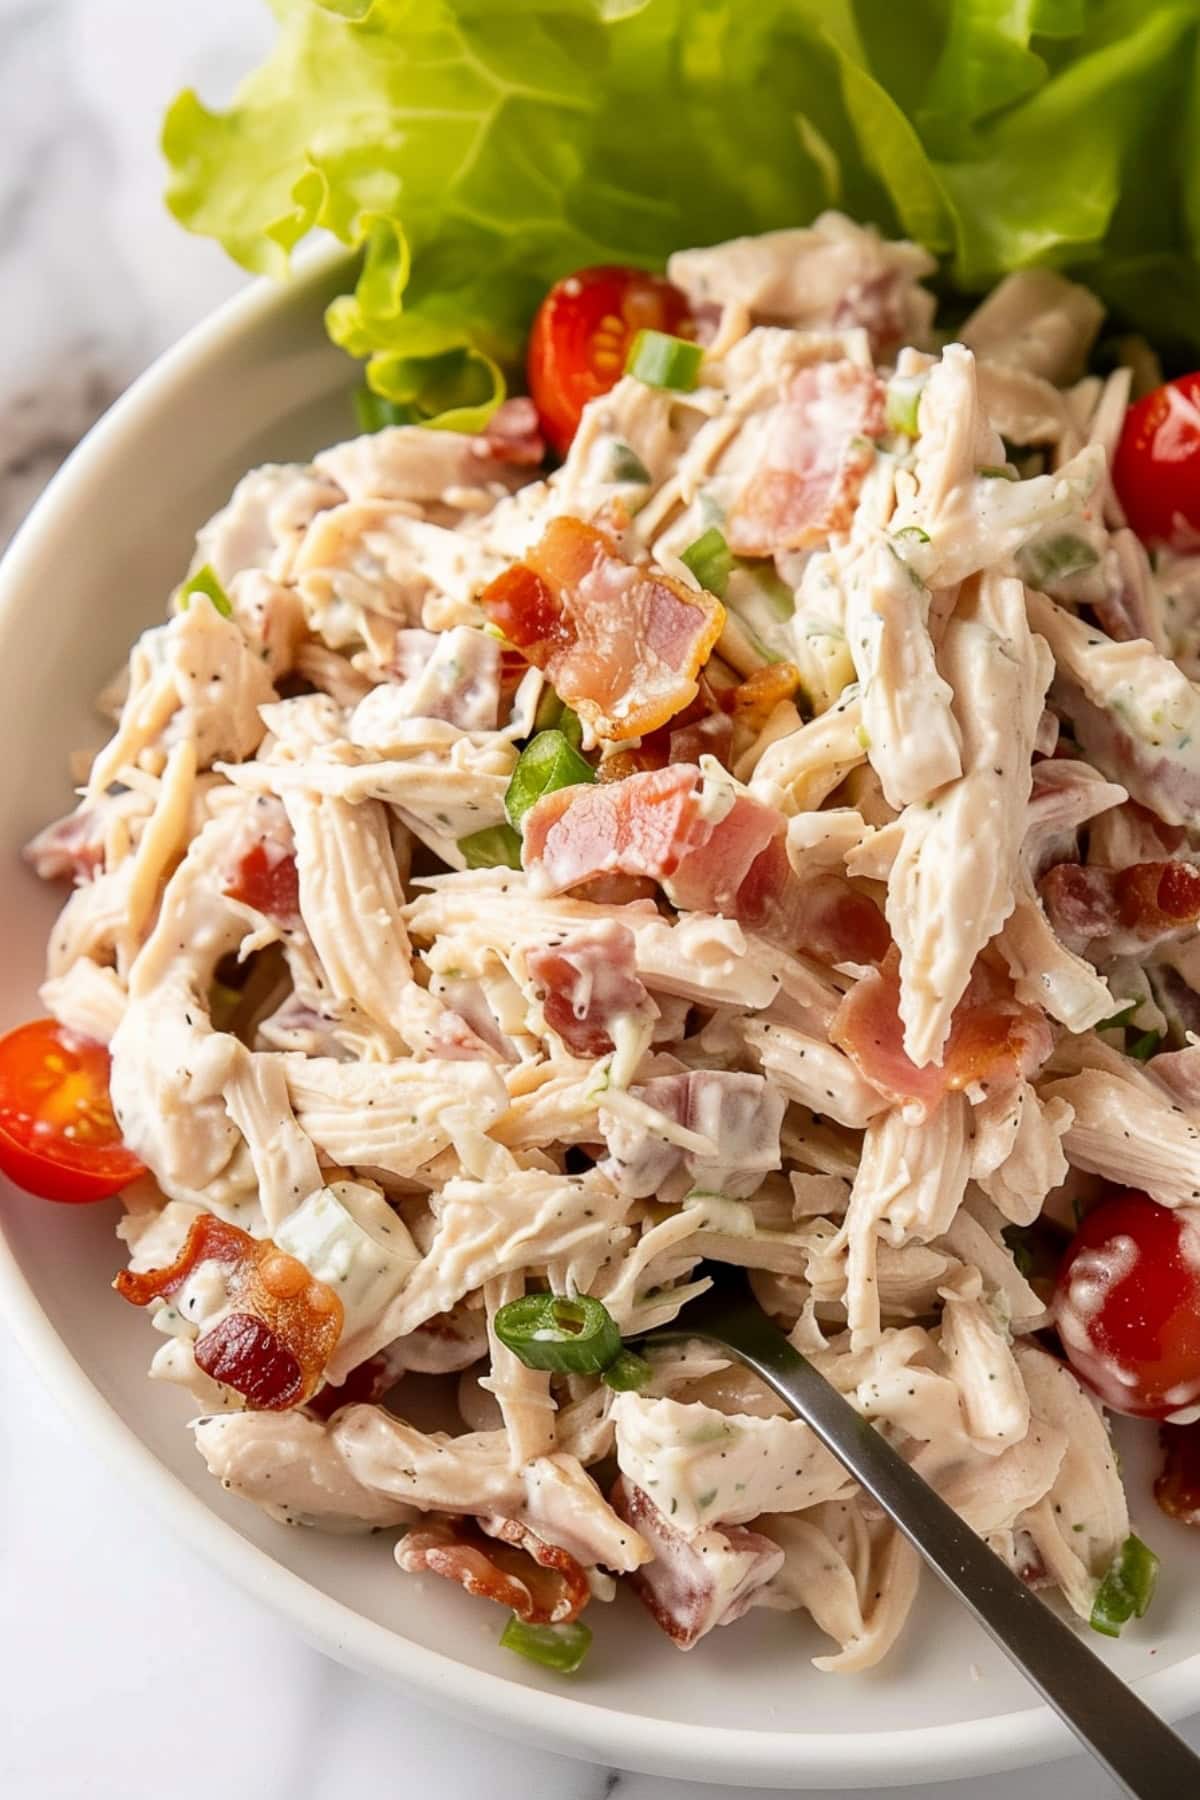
[646,1268,1200,1799]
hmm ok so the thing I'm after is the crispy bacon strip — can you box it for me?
[725,362,885,556]
[115,1212,342,1409]
[1039,859,1200,954]
[525,922,655,1057]
[395,1515,591,1624]
[1156,1423,1200,1527]
[611,1477,782,1650]
[481,515,724,741]
[831,947,1052,1115]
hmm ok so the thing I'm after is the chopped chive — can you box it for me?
[603,1348,654,1392]
[1129,1029,1163,1063]
[1097,1002,1139,1032]
[626,329,702,392]
[457,823,523,869]
[531,687,583,748]
[505,729,594,832]
[893,525,931,544]
[494,1293,621,1374]
[885,375,925,437]
[1016,533,1100,588]
[499,1614,592,1673]
[978,463,1019,481]
[608,441,651,485]
[179,564,233,619]
[680,526,733,598]
[1090,1534,1159,1638]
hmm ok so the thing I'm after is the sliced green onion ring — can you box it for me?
[499,1614,592,1673]
[494,1293,621,1373]
[505,729,594,831]
[680,526,733,598]
[1089,1534,1159,1638]
[603,1347,654,1392]
[1097,1002,1139,1032]
[978,463,1019,480]
[1129,1028,1163,1063]
[1016,532,1100,588]
[626,329,703,392]
[179,563,233,619]
[608,441,651,485]
[531,686,583,748]
[457,822,523,869]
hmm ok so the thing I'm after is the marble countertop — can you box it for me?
[1,5,1197,1796]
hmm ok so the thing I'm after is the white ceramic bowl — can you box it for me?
[1,257,1198,1792]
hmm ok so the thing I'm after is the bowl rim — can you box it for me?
[0,257,1196,1791]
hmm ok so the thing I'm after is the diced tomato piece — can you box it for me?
[527,265,694,456]
[481,516,724,742]
[0,1019,144,1204]
[115,1211,343,1410]
[224,843,301,925]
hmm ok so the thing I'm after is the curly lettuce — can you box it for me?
[163,0,1200,427]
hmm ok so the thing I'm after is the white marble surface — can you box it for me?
[1,6,1198,1797]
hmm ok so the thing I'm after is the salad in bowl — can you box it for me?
[6,0,1200,1705]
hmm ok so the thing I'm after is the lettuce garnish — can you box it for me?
[163,0,1200,428]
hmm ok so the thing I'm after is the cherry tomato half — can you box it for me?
[527,265,694,457]
[0,1018,144,1204]
[1112,373,1200,551]
[1054,1189,1200,1418]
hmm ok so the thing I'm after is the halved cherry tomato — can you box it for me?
[0,1018,144,1204]
[1112,373,1200,550]
[527,265,694,457]
[1054,1189,1200,1418]
[223,843,300,924]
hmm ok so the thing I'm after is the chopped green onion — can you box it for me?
[494,1293,621,1374]
[1097,1002,1139,1032]
[1090,1534,1159,1638]
[978,463,1019,480]
[457,823,523,869]
[179,564,233,619]
[603,1348,654,1392]
[626,329,702,392]
[354,387,419,433]
[1017,533,1100,588]
[531,687,583,748]
[1002,1224,1035,1279]
[608,441,651,485]
[1129,1028,1163,1063]
[499,1614,592,1673]
[680,526,733,598]
[893,525,931,544]
[505,729,594,831]
[884,377,923,438]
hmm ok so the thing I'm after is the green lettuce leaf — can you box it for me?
[162,0,1200,427]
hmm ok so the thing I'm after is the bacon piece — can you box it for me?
[115,1212,342,1409]
[831,948,1052,1115]
[481,515,724,741]
[525,922,656,1057]
[610,1478,782,1650]
[1039,859,1200,954]
[478,396,546,468]
[396,1515,590,1624]
[725,362,884,557]
[1156,1422,1200,1527]
[305,1350,400,1421]
[600,1068,784,1199]
[24,808,105,884]
[526,763,886,967]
